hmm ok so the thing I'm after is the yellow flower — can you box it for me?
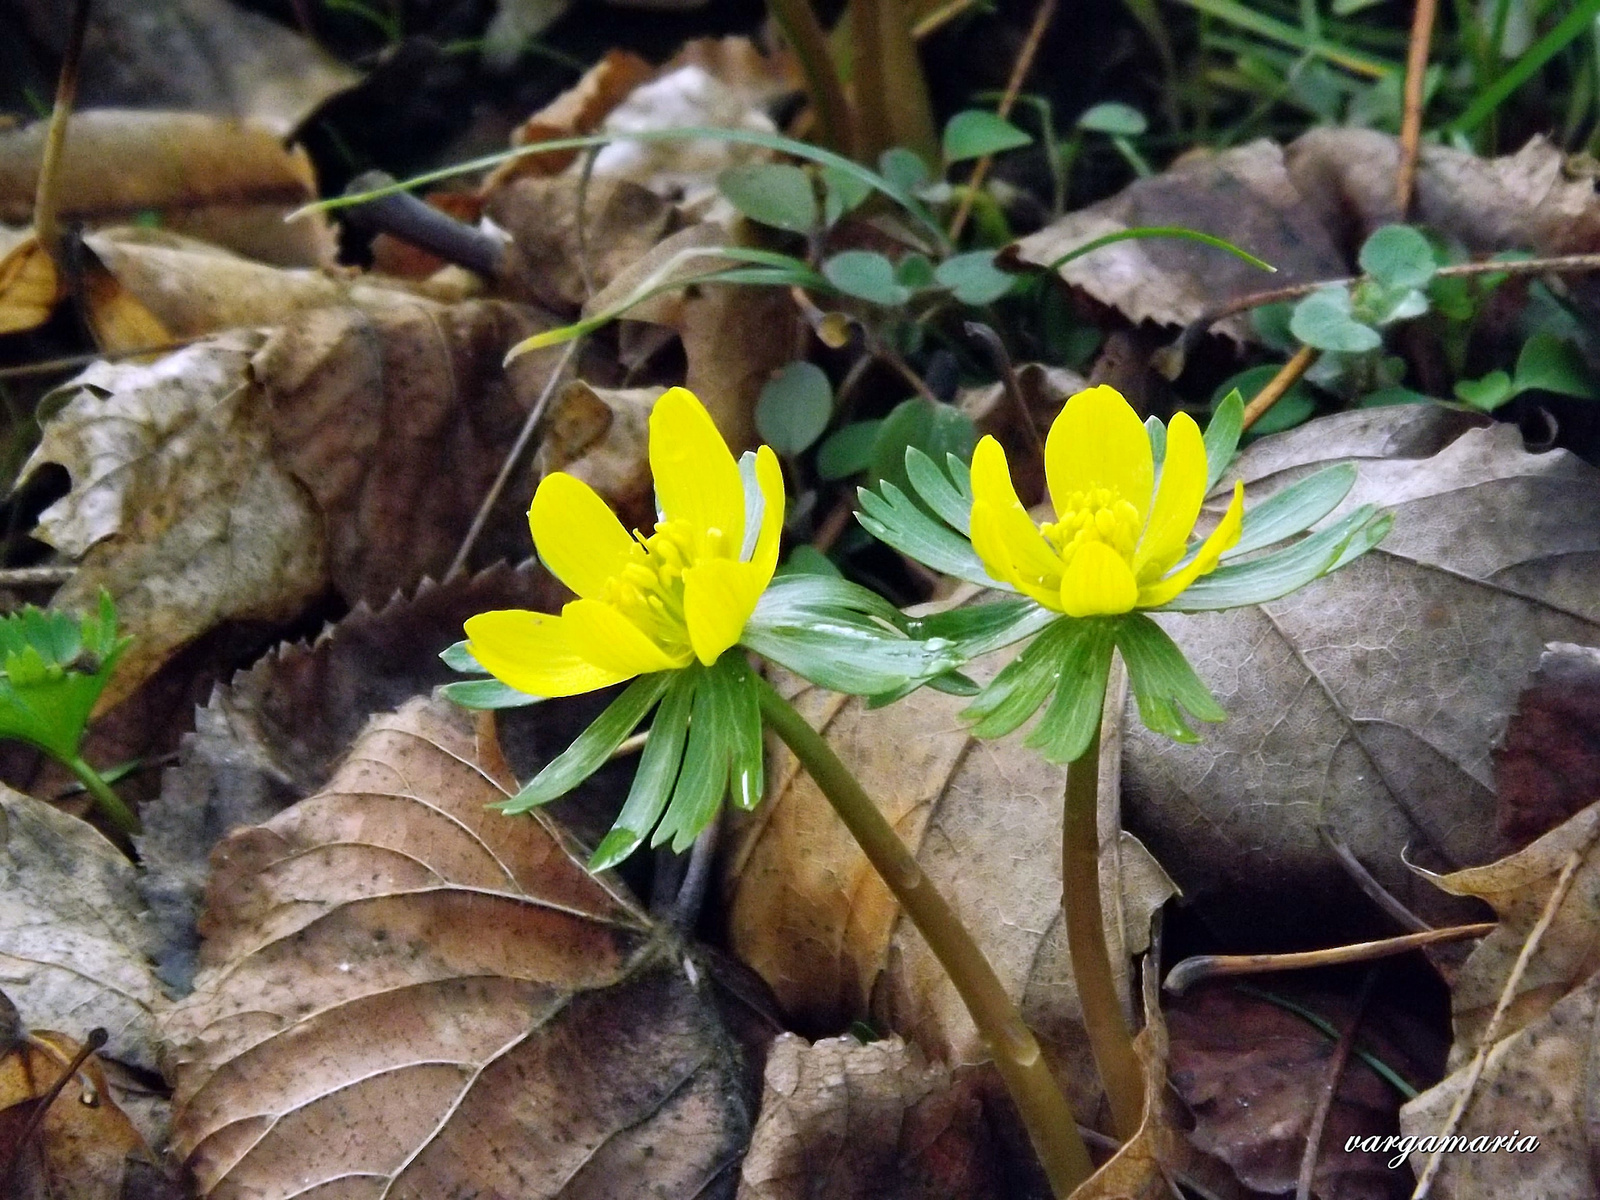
[969,385,1246,618]
[464,387,784,696]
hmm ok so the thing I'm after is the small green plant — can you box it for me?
[0,593,136,833]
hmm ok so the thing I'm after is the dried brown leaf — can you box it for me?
[724,662,1174,1128]
[1122,404,1600,943]
[1014,140,1346,341]
[0,233,57,334]
[25,333,328,710]
[255,300,567,603]
[163,697,753,1198]
[0,1026,166,1200]
[736,1033,1006,1200]
[1493,642,1600,848]
[138,564,569,990]
[531,381,657,535]
[485,49,657,188]
[1167,984,1441,1200]
[0,111,336,266]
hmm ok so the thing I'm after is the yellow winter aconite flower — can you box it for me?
[969,385,1246,617]
[464,387,783,697]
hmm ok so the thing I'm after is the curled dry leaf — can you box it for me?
[1493,642,1600,848]
[0,110,337,267]
[1122,403,1600,943]
[724,663,1175,1126]
[138,564,568,990]
[255,299,566,603]
[163,697,754,1198]
[1167,983,1442,1200]
[0,1024,169,1200]
[736,1033,1009,1200]
[1398,797,1600,1196]
[24,332,327,711]
[532,381,658,536]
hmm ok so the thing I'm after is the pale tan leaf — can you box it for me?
[163,697,753,1199]
[0,234,58,335]
[24,333,327,710]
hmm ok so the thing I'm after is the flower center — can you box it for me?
[1041,487,1142,568]
[602,518,731,651]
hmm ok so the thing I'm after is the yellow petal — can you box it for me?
[1059,540,1139,617]
[529,472,642,600]
[650,387,745,549]
[1137,481,1246,608]
[969,437,1064,595]
[562,598,687,675]
[683,558,764,664]
[749,445,785,583]
[463,609,629,698]
[970,500,1063,609]
[1045,385,1154,526]
[1132,411,1207,584]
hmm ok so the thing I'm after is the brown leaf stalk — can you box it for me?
[1162,924,1497,994]
[1295,970,1377,1200]
[33,0,92,261]
[1396,0,1439,216]
[1063,725,1145,1141]
[756,677,1093,1197]
[1242,344,1319,433]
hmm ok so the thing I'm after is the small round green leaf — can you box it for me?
[1289,288,1382,353]
[821,165,872,224]
[1358,224,1436,290]
[869,398,977,493]
[941,110,1032,165]
[1076,101,1148,136]
[756,361,834,456]
[896,253,938,291]
[816,419,884,480]
[934,251,1018,304]
[823,251,911,307]
[878,146,932,192]
[1455,370,1514,411]
[717,163,818,233]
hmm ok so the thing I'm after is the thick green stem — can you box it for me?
[757,678,1092,1197]
[1062,724,1143,1140]
[68,755,138,835]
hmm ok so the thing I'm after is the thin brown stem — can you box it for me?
[766,0,856,157]
[1318,823,1431,933]
[1063,725,1144,1141]
[1295,969,1377,1200]
[758,678,1092,1196]
[1396,0,1439,216]
[947,0,1058,241]
[34,0,92,260]
[1242,344,1318,433]
[1163,923,1497,995]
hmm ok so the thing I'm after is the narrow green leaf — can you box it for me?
[856,482,994,586]
[742,621,959,696]
[1156,506,1384,611]
[751,572,907,628]
[1146,415,1167,470]
[1223,464,1356,559]
[909,599,1057,658]
[1025,621,1115,763]
[942,110,1032,164]
[904,447,972,534]
[440,639,487,674]
[1113,613,1225,743]
[964,620,1074,738]
[653,666,734,852]
[1204,390,1244,493]
[438,678,544,709]
[589,673,697,870]
[724,653,765,811]
[1045,225,1276,275]
[500,673,671,812]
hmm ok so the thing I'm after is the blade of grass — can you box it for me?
[1449,0,1600,134]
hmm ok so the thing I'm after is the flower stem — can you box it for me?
[1062,724,1143,1140]
[68,755,139,835]
[756,677,1092,1197]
